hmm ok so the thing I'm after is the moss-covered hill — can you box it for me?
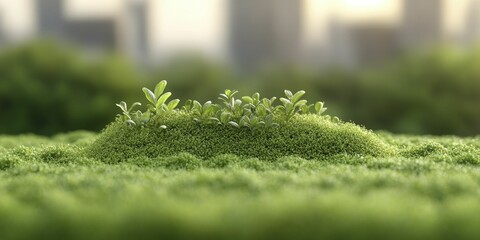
[86,112,396,162]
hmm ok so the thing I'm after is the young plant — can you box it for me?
[276,90,308,121]
[185,99,220,125]
[115,101,142,126]
[142,80,180,115]
[218,89,245,117]
[314,101,327,115]
[116,80,334,130]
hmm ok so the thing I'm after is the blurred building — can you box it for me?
[119,0,150,64]
[350,24,399,67]
[3,0,480,70]
[324,18,355,68]
[64,18,118,52]
[400,0,443,49]
[400,0,480,50]
[35,0,65,37]
[228,0,302,72]
[464,0,480,45]
[33,0,151,60]
[0,12,5,46]
[320,0,480,69]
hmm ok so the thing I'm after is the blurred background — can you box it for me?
[1,0,480,136]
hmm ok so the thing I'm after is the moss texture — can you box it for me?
[86,112,395,162]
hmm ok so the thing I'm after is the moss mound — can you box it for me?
[86,112,395,162]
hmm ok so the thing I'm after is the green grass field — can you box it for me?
[1,128,480,240]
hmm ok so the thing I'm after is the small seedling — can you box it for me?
[116,80,334,130]
[142,80,180,115]
[116,101,142,126]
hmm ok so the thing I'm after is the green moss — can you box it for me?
[161,152,202,170]
[0,158,16,171]
[205,154,240,168]
[86,112,396,162]
[402,142,448,157]
[454,153,480,165]
[39,145,78,164]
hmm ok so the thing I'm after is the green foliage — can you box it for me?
[251,48,480,136]
[115,101,143,126]
[117,80,330,132]
[0,41,145,135]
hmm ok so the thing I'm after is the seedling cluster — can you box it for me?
[116,80,332,129]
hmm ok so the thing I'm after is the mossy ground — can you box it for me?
[86,112,395,162]
[0,130,480,239]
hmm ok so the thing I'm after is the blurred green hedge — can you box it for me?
[0,41,145,135]
[1,42,479,136]
[251,48,480,136]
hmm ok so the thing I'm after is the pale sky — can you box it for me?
[150,0,227,61]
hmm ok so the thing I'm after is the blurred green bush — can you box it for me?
[1,42,479,136]
[251,48,480,136]
[0,41,145,135]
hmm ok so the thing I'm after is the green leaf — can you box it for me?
[167,99,180,110]
[204,105,216,116]
[315,102,327,115]
[219,94,228,101]
[285,104,293,114]
[252,92,260,101]
[240,115,249,125]
[284,90,293,99]
[193,100,202,110]
[280,98,291,106]
[262,99,270,107]
[154,80,167,97]
[294,100,307,108]
[116,101,127,112]
[142,88,156,104]
[228,121,240,128]
[130,102,142,111]
[242,96,253,104]
[230,90,238,97]
[202,101,212,112]
[320,107,327,114]
[148,105,156,113]
[256,104,266,116]
[269,97,277,107]
[209,117,220,122]
[183,99,193,112]
[156,92,172,108]
[291,90,305,103]
[220,111,230,123]
[300,104,313,114]
[235,99,242,107]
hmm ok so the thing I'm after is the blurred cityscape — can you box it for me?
[1,0,480,71]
